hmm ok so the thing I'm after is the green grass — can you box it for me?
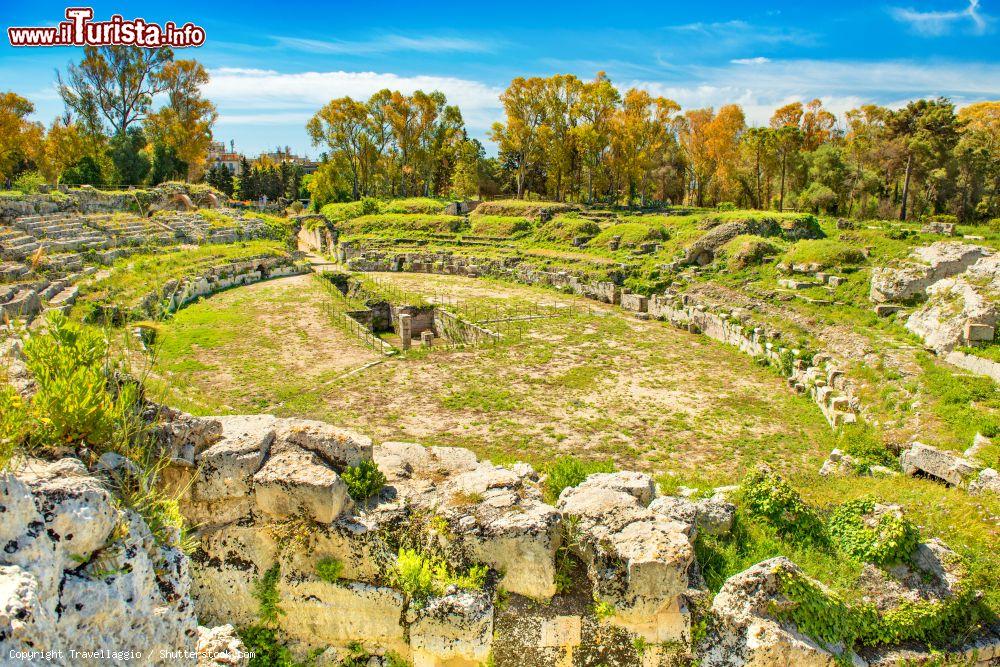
[468,214,532,237]
[534,215,600,243]
[338,213,464,235]
[781,239,867,269]
[73,240,289,320]
[588,222,667,248]
[380,197,448,214]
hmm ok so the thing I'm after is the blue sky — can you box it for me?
[2,0,998,157]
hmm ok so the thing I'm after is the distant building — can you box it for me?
[207,140,244,175]
[259,146,320,174]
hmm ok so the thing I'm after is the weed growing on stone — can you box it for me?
[543,456,615,504]
[315,557,344,583]
[341,459,386,502]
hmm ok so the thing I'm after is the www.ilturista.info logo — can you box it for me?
[8,7,206,48]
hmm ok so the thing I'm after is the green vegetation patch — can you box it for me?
[781,239,867,269]
[381,197,448,214]
[469,214,532,237]
[391,547,488,602]
[589,222,668,249]
[720,234,784,270]
[543,455,615,503]
[474,199,579,220]
[341,459,386,502]
[534,215,600,243]
[827,497,920,566]
[338,213,463,235]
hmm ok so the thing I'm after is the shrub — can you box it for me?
[988,218,1000,232]
[341,459,386,502]
[23,313,141,455]
[927,214,958,224]
[469,214,532,237]
[544,456,615,503]
[315,557,344,583]
[740,467,825,543]
[237,625,296,667]
[13,171,45,194]
[828,497,920,566]
[837,424,895,469]
[589,222,668,249]
[391,547,488,602]
[320,199,380,224]
[534,215,600,243]
[0,383,28,470]
[717,201,736,211]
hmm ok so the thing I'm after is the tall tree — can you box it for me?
[307,97,369,200]
[888,98,960,220]
[145,59,217,180]
[58,46,173,137]
[0,92,43,181]
[490,77,548,199]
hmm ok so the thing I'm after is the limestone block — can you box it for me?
[197,624,250,666]
[969,468,1000,496]
[558,477,693,636]
[253,448,352,524]
[194,415,277,502]
[408,591,494,666]
[574,471,656,506]
[620,293,648,313]
[899,442,978,487]
[280,580,407,654]
[275,418,373,470]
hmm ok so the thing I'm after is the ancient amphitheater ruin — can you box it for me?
[2,186,999,667]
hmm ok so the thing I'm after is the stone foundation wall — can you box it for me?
[945,350,1000,383]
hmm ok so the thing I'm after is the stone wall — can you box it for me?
[945,350,1000,383]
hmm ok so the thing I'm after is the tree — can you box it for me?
[451,139,482,199]
[490,77,548,199]
[109,127,150,185]
[58,46,173,137]
[770,103,805,211]
[40,118,87,184]
[0,92,43,181]
[956,101,999,219]
[149,140,186,185]
[572,72,620,203]
[206,163,234,196]
[740,127,776,209]
[145,59,217,180]
[307,97,370,200]
[888,98,960,220]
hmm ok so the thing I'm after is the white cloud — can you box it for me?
[204,68,504,134]
[730,57,771,65]
[628,58,1000,124]
[889,0,992,35]
[272,34,496,55]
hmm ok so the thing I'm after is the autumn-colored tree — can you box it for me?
[39,118,87,184]
[679,105,745,206]
[144,60,217,180]
[955,101,999,219]
[801,99,838,151]
[490,77,548,199]
[572,72,619,203]
[307,97,370,201]
[0,92,43,181]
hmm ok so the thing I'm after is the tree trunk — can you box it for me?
[899,153,912,221]
[778,152,787,212]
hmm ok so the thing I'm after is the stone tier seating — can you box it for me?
[84,213,176,246]
[0,225,41,260]
[14,213,112,254]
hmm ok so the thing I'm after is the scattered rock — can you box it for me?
[899,442,979,487]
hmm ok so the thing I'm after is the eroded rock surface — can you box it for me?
[870,242,990,303]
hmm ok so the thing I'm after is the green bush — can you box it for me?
[740,467,826,543]
[315,557,344,583]
[797,183,838,214]
[0,383,28,470]
[341,459,386,502]
[544,456,615,503]
[469,214,532,237]
[717,201,736,211]
[828,497,920,566]
[13,171,45,194]
[391,547,488,602]
[237,625,297,667]
[837,424,895,469]
[23,314,141,455]
[927,214,958,224]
